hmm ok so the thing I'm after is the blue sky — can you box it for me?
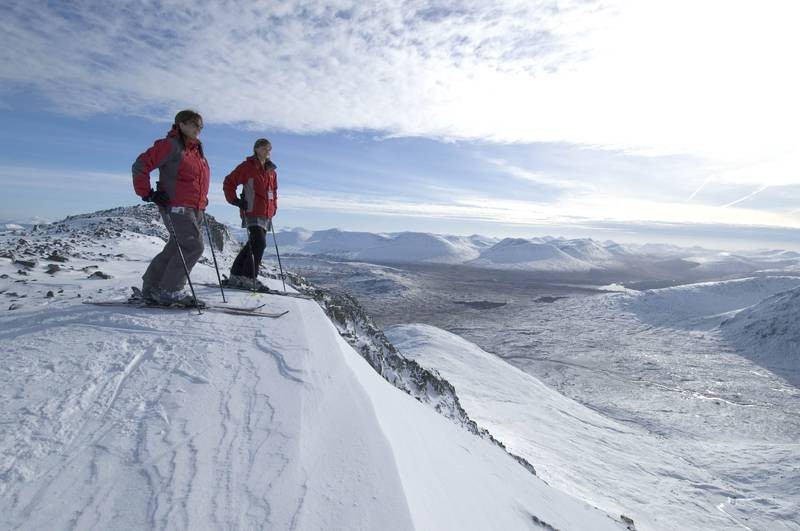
[1,1,800,250]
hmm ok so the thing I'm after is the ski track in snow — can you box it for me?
[0,220,372,529]
[255,331,308,385]
[0,293,307,530]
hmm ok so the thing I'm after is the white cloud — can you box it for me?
[484,158,587,191]
[278,186,800,230]
[2,0,799,189]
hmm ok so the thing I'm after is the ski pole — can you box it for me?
[203,214,226,303]
[268,218,286,292]
[163,209,202,314]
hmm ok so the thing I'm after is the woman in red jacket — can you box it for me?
[132,109,210,306]
[222,138,278,289]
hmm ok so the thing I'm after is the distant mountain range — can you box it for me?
[0,217,52,231]
[274,228,800,275]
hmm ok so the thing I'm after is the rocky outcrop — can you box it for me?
[0,204,235,265]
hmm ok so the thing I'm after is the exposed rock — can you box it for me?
[621,514,637,530]
[453,300,507,309]
[46,291,54,298]
[88,271,112,280]
[13,259,36,269]
[0,206,237,270]
[45,264,61,274]
[535,296,566,303]
[8,303,22,310]
[204,215,228,251]
[46,252,68,262]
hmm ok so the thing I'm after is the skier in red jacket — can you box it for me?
[132,109,210,306]
[222,138,278,289]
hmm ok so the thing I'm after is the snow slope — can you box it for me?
[720,286,800,385]
[620,276,800,329]
[387,323,800,531]
[618,274,800,383]
[0,207,625,530]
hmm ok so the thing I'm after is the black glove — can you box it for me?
[236,194,248,211]
[143,189,170,207]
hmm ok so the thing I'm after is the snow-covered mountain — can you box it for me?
[0,206,628,530]
[275,227,800,275]
[2,223,25,230]
[720,285,800,386]
[617,275,800,386]
[467,237,596,271]
[0,216,52,232]
[620,276,800,329]
[278,229,482,264]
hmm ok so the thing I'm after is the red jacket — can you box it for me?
[223,156,278,219]
[132,129,210,209]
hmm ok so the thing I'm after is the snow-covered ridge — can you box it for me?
[469,238,595,271]
[720,286,800,385]
[1,205,528,467]
[5,206,625,530]
[620,275,800,387]
[290,275,537,475]
[276,227,800,274]
[620,276,800,328]
[0,205,236,264]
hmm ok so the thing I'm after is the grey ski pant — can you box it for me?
[142,207,204,293]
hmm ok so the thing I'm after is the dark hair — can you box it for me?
[171,109,204,156]
[173,109,202,128]
[253,138,271,156]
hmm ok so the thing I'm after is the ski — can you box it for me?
[83,300,289,318]
[125,287,269,312]
[201,282,315,300]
